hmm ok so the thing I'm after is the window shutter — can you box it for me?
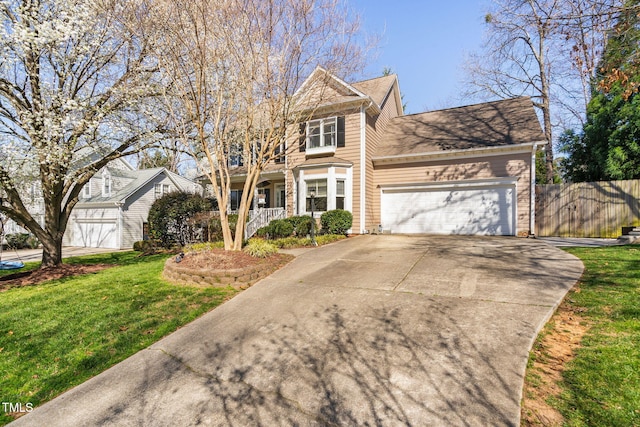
[337,116,345,147]
[299,123,306,152]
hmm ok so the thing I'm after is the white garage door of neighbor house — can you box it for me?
[381,184,516,235]
[72,221,118,248]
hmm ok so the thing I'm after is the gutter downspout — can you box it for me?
[530,144,538,237]
[359,103,369,234]
[115,201,124,249]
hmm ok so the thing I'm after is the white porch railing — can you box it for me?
[245,208,286,239]
[209,208,286,240]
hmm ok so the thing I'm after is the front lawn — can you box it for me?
[522,245,640,426]
[0,252,237,425]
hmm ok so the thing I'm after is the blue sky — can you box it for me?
[351,1,489,114]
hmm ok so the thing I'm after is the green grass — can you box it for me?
[0,252,237,425]
[552,245,640,426]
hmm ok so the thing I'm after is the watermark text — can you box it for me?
[2,402,33,413]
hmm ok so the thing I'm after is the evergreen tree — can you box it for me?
[563,1,640,181]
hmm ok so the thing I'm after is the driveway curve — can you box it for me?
[11,235,583,427]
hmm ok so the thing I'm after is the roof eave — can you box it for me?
[298,97,381,117]
[372,141,546,166]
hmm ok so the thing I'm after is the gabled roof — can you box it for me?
[294,66,385,115]
[352,74,399,111]
[71,145,134,172]
[374,97,546,160]
[80,167,196,205]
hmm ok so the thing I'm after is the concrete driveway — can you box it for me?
[11,235,583,426]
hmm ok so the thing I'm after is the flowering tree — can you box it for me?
[0,0,166,267]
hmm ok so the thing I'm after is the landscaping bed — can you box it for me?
[0,264,111,291]
[163,249,293,288]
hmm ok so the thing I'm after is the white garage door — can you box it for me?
[381,184,515,235]
[71,220,118,248]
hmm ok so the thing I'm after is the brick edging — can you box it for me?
[162,253,294,289]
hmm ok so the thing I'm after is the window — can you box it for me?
[228,144,244,167]
[307,118,336,150]
[274,142,286,164]
[336,180,345,210]
[154,183,170,199]
[275,184,286,208]
[229,154,244,168]
[306,179,327,212]
[300,116,345,154]
[230,189,243,210]
[82,180,92,199]
[102,172,111,197]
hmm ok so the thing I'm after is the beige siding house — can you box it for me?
[64,167,201,249]
[233,67,547,236]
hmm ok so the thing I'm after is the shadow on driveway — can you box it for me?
[11,235,583,426]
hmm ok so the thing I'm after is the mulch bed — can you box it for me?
[176,249,281,270]
[0,264,111,291]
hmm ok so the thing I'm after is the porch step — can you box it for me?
[618,226,640,244]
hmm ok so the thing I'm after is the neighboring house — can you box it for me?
[63,166,202,249]
[223,66,546,237]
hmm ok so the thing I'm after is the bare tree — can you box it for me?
[463,0,622,183]
[153,0,366,250]
[0,0,166,267]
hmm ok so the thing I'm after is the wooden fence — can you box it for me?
[535,179,640,238]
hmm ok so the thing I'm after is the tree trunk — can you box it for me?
[39,234,63,268]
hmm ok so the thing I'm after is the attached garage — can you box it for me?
[380,180,516,236]
[71,219,118,249]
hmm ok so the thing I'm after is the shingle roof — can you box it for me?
[375,97,546,158]
[352,74,397,107]
[295,156,353,168]
[295,67,396,113]
[83,168,164,204]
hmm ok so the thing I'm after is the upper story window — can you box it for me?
[82,179,92,199]
[299,116,345,156]
[154,183,170,199]
[308,118,336,149]
[274,141,286,164]
[229,153,244,168]
[102,171,111,197]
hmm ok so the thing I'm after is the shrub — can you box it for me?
[316,234,347,245]
[148,192,214,247]
[208,214,239,242]
[255,225,272,238]
[132,240,160,254]
[320,210,353,235]
[4,233,38,249]
[269,219,294,239]
[184,241,225,252]
[271,236,305,249]
[243,238,279,258]
[285,215,314,237]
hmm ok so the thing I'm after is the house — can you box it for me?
[63,163,202,249]
[226,67,546,237]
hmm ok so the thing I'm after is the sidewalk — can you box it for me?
[538,236,625,247]
[1,247,128,263]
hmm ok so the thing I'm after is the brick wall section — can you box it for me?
[162,254,294,289]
